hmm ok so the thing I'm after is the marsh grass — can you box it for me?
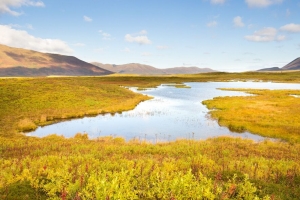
[203,89,300,143]
[0,77,151,136]
[1,135,300,199]
[1,73,300,198]
[17,118,37,132]
[164,83,191,88]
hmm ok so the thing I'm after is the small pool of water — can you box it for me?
[27,81,300,142]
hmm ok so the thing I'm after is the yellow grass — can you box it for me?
[203,89,300,143]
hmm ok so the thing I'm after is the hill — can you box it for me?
[163,66,216,74]
[92,62,163,74]
[257,57,300,72]
[282,57,300,70]
[257,67,282,72]
[92,62,216,74]
[0,44,113,76]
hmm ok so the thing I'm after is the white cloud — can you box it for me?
[211,0,226,4]
[245,27,285,42]
[83,15,92,22]
[0,0,44,16]
[245,0,283,8]
[280,23,300,33]
[125,31,151,45]
[233,16,245,27]
[207,21,218,28]
[156,45,168,50]
[0,25,73,54]
[98,30,112,40]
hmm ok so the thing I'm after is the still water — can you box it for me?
[28,82,300,142]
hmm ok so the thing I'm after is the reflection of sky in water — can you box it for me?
[28,82,300,142]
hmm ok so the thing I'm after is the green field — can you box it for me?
[1,72,300,199]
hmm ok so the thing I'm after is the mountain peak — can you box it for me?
[282,57,300,70]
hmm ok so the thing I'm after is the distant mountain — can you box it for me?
[257,57,300,72]
[282,57,300,70]
[92,62,216,74]
[0,44,113,77]
[92,62,163,74]
[163,66,216,74]
[257,67,282,72]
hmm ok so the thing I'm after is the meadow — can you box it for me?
[203,89,300,143]
[1,72,300,199]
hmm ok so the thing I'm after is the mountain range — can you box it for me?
[91,62,216,75]
[257,57,300,72]
[0,44,216,76]
[1,43,299,76]
[0,44,112,77]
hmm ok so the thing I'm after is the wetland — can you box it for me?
[28,81,300,142]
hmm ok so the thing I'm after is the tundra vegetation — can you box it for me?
[203,89,300,143]
[1,72,300,199]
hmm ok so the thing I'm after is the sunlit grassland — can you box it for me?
[0,77,151,137]
[1,72,300,199]
[1,135,300,199]
[203,89,300,143]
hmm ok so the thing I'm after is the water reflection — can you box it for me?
[28,82,300,142]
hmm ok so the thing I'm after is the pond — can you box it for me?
[27,81,300,142]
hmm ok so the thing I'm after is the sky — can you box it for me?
[0,0,300,72]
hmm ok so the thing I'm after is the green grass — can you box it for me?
[203,89,300,143]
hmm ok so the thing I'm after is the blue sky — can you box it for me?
[0,0,300,72]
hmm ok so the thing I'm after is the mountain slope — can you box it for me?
[163,66,216,74]
[91,62,163,74]
[92,62,216,74]
[257,57,300,72]
[0,44,113,76]
[257,67,282,72]
[282,57,300,70]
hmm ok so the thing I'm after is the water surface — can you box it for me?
[28,82,300,142]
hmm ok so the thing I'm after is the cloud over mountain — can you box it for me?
[0,25,73,54]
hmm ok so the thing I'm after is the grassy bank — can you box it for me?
[203,89,300,143]
[0,77,151,137]
[1,135,300,199]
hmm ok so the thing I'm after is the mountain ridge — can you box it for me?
[0,44,113,76]
[91,62,217,75]
[257,57,300,72]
